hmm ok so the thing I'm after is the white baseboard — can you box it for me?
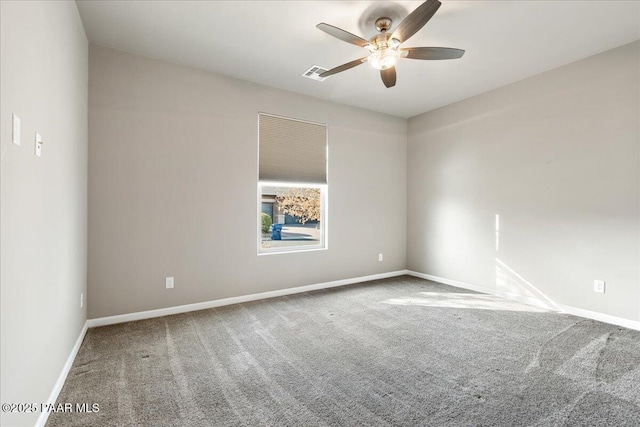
[407,270,640,332]
[555,303,640,331]
[35,321,88,427]
[87,270,409,328]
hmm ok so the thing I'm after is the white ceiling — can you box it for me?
[76,1,640,118]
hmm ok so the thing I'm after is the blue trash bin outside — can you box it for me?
[272,224,283,240]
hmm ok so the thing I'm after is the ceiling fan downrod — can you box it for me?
[375,17,393,33]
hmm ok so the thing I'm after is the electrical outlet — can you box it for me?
[594,280,605,293]
[166,277,174,289]
[80,293,84,308]
[12,114,20,146]
[378,253,383,262]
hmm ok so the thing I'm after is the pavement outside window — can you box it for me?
[261,223,321,249]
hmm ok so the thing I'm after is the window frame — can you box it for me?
[257,181,327,255]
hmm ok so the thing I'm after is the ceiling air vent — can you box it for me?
[302,65,329,82]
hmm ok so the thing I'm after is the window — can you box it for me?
[258,113,327,254]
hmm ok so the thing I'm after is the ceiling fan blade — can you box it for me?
[402,47,465,60]
[381,67,396,88]
[391,0,441,43]
[320,57,368,78]
[316,23,370,49]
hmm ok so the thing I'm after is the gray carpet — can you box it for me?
[47,276,640,426]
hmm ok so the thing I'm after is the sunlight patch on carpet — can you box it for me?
[382,292,548,312]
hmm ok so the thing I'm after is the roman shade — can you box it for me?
[259,113,327,184]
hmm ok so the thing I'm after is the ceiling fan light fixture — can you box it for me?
[367,48,400,70]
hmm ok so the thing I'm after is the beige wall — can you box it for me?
[88,45,407,318]
[0,1,88,426]
[408,41,640,322]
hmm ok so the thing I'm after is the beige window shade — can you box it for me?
[259,113,327,184]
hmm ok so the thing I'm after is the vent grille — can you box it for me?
[302,65,329,81]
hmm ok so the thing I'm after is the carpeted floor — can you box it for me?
[48,276,640,426]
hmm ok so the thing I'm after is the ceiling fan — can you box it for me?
[316,0,464,88]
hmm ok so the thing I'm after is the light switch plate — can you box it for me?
[12,114,20,146]
[594,280,605,293]
[166,277,174,289]
[35,132,42,157]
